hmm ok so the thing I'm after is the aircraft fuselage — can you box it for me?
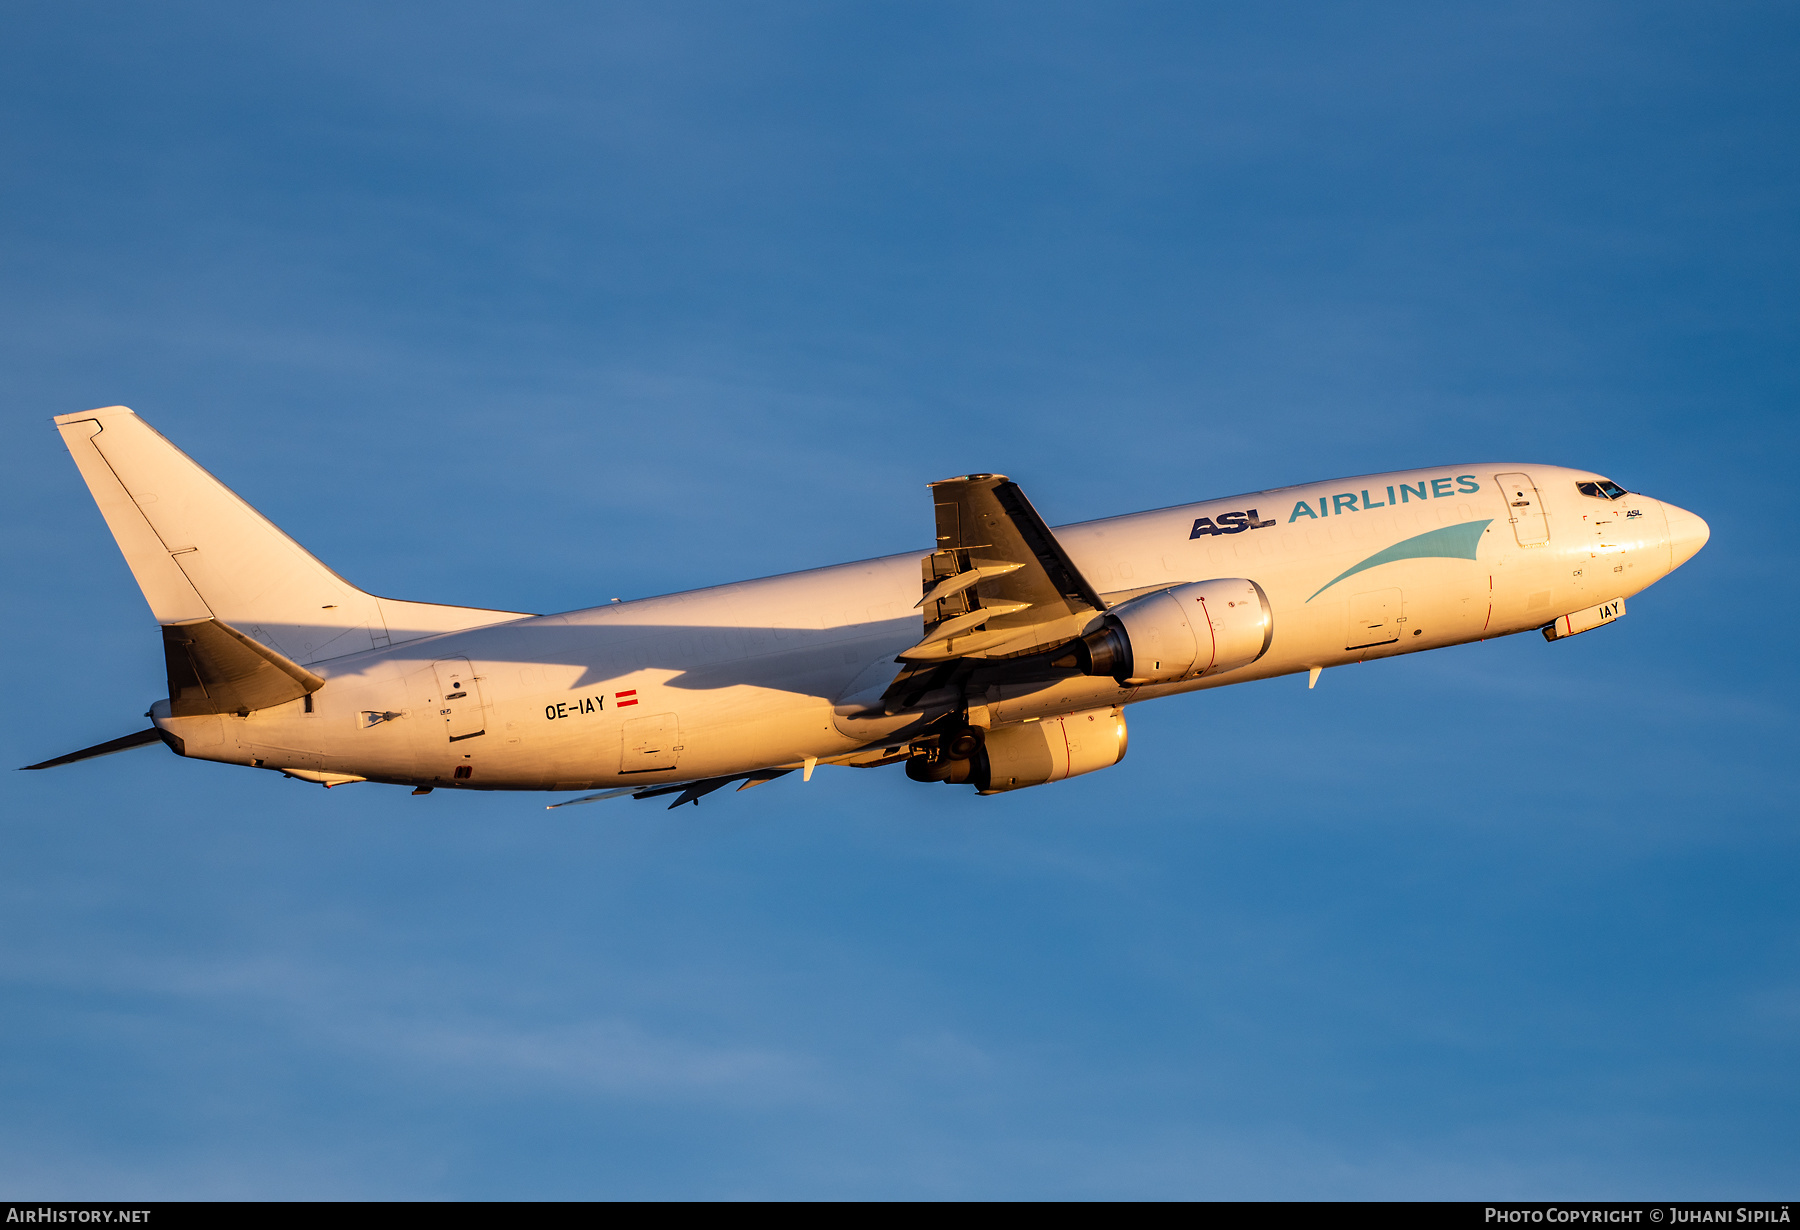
[146,462,1705,794]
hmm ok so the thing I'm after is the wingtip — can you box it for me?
[926,472,1010,489]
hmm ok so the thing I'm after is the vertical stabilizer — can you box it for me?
[55,407,530,664]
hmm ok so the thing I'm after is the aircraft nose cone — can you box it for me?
[1663,501,1710,571]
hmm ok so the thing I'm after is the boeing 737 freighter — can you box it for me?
[25,407,1709,806]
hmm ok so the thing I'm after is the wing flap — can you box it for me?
[896,474,1105,664]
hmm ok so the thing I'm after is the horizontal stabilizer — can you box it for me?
[164,618,324,717]
[21,727,166,770]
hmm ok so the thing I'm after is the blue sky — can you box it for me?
[2,1,1796,1198]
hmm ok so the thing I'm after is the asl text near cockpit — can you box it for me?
[25,407,1710,808]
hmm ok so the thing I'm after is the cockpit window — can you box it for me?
[1577,479,1629,500]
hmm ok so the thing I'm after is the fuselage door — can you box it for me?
[432,657,486,741]
[621,712,680,772]
[1347,588,1403,650]
[1495,472,1550,546]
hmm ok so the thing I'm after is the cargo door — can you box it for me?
[431,658,486,742]
[1495,472,1550,546]
[621,712,680,773]
[1347,589,1403,650]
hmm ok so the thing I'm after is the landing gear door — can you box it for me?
[431,657,486,742]
[1495,472,1550,546]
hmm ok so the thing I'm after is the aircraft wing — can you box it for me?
[880,474,1106,707]
[546,768,792,811]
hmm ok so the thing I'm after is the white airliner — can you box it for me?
[26,406,1709,806]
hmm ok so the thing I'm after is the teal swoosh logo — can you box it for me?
[1305,519,1493,602]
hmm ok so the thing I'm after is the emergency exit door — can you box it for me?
[432,658,486,741]
[621,712,680,772]
[1495,472,1550,546]
[1347,589,1403,650]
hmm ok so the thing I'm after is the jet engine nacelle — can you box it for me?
[1073,578,1273,686]
[904,707,1129,793]
[975,707,1128,794]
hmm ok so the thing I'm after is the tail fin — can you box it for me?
[55,407,531,665]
